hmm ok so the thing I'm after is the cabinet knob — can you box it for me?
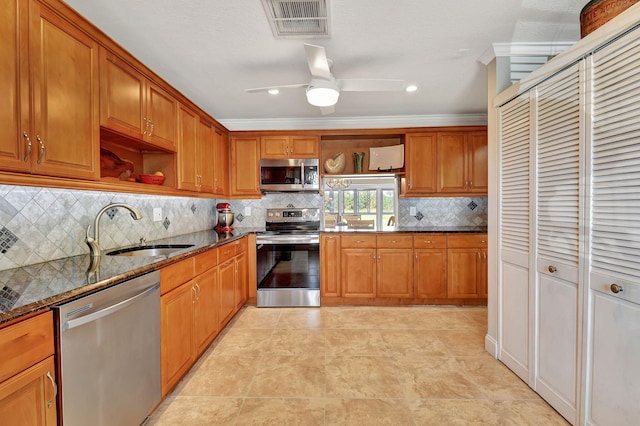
[548,265,557,273]
[424,240,432,244]
[610,283,624,294]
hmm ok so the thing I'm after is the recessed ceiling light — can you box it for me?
[268,88,279,95]
[405,85,418,92]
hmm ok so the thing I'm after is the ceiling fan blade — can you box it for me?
[304,44,331,79]
[338,79,406,92]
[320,105,335,115]
[245,83,308,93]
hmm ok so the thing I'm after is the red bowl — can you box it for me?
[139,174,165,185]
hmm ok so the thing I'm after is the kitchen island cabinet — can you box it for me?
[0,311,57,425]
[1,0,98,180]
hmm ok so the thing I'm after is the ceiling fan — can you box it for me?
[245,43,406,115]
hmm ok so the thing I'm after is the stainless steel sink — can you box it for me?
[105,244,195,257]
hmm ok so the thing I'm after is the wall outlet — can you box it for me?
[409,206,417,216]
[244,206,251,216]
[153,207,162,222]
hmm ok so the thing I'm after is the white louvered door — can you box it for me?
[534,62,581,425]
[498,92,532,381]
[587,28,640,426]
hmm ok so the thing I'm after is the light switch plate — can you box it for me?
[410,206,417,216]
[244,206,251,216]
[153,207,162,222]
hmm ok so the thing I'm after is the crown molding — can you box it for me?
[218,113,487,131]
[478,41,576,65]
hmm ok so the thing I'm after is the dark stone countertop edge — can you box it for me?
[321,226,488,233]
[0,229,257,326]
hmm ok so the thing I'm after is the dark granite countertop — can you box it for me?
[0,229,255,325]
[321,225,488,233]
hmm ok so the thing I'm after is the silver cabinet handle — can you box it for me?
[149,119,154,136]
[36,135,45,164]
[610,283,624,294]
[191,286,197,303]
[143,117,148,135]
[22,132,32,162]
[46,371,57,408]
[548,265,557,273]
[195,283,201,300]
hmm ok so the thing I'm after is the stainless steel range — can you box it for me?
[256,208,320,307]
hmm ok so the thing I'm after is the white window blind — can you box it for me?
[500,93,531,253]
[536,64,581,265]
[592,31,640,282]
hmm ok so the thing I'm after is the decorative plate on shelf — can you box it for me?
[369,145,404,171]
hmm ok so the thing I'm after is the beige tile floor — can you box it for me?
[147,306,569,425]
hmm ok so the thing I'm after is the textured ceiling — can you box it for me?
[63,0,587,129]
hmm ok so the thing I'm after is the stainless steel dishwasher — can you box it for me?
[54,270,161,426]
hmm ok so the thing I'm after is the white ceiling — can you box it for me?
[63,0,587,130]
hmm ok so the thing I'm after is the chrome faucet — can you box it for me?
[86,203,143,259]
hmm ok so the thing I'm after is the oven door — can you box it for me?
[256,240,320,307]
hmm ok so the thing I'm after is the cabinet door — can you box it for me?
[414,249,447,298]
[177,104,199,191]
[260,135,288,158]
[198,121,215,193]
[193,268,218,356]
[377,249,413,298]
[160,282,194,396]
[230,137,260,197]
[320,234,341,297]
[0,0,30,173]
[99,47,146,138]
[146,82,177,150]
[30,2,98,180]
[0,356,57,426]
[468,131,488,193]
[235,251,248,309]
[213,128,229,196]
[341,248,376,297]
[405,133,437,194]
[437,132,467,193]
[218,259,237,328]
[447,248,480,298]
[290,136,319,157]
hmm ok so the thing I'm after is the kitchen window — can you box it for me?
[323,175,398,229]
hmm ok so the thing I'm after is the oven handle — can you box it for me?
[300,161,305,188]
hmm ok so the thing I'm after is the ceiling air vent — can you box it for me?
[261,0,330,39]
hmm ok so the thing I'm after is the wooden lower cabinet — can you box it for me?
[193,267,220,356]
[413,235,448,298]
[447,234,488,299]
[235,251,249,310]
[376,235,414,298]
[341,248,377,297]
[320,235,341,297]
[0,356,57,426]
[0,311,57,425]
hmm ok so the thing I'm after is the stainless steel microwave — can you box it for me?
[259,158,320,192]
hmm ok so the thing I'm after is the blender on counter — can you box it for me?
[215,203,234,232]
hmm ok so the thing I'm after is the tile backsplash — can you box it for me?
[1,184,487,271]
[0,185,217,271]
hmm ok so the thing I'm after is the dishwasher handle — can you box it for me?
[63,283,159,331]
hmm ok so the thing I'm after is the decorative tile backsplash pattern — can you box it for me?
[0,185,216,271]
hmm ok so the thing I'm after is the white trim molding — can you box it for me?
[478,42,576,65]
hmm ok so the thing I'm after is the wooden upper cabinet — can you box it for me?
[229,136,261,197]
[198,120,215,193]
[260,135,319,159]
[405,133,437,195]
[177,105,215,193]
[437,130,487,194]
[0,0,98,180]
[99,47,177,152]
[213,128,229,196]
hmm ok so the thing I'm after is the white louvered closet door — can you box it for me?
[534,62,581,425]
[498,92,532,381]
[587,27,640,426]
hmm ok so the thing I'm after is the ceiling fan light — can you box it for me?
[306,86,339,106]
[268,88,280,95]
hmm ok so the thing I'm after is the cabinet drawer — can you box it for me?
[234,237,248,253]
[160,257,195,294]
[218,242,237,263]
[194,248,218,276]
[413,234,447,249]
[341,234,377,248]
[447,234,488,248]
[0,311,54,383]
[376,234,413,249]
